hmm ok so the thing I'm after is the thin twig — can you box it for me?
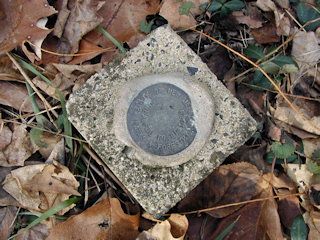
[187,28,320,132]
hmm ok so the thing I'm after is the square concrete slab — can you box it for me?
[67,25,257,218]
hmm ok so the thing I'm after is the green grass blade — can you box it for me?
[14,57,74,155]
[215,215,240,240]
[25,81,43,125]
[96,25,126,54]
[9,197,81,240]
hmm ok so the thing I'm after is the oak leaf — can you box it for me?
[0,0,57,55]
[0,124,39,167]
[3,161,80,216]
[137,214,188,240]
[47,197,140,240]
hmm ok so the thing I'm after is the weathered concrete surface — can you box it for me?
[66,25,257,218]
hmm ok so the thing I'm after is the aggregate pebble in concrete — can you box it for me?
[66,25,257,218]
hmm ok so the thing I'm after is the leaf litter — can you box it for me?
[1,0,320,239]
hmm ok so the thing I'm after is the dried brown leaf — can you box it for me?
[15,223,49,240]
[0,56,25,82]
[83,0,160,64]
[37,133,63,160]
[0,206,18,239]
[291,29,320,96]
[0,81,45,112]
[0,124,39,167]
[273,97,320,135]
[304,210,320,240]
[47,197,140,240]
[32,63,102,99]
[268,173,301,228]
[0,0,57,55]
[137,214,188,240]
[275,0,290,9]
[205,46,233,80]
[67,39,108,65]
[160,0,207,30]
[239,141,271,173]
[3,161,80,215]
[309,184,320,210]
[0,167,18,207]
[211,186,283,239]
[52,0,70,38]
[178,162,261,218]
[232,11,264,29]
[252,24,281,44]
[55,0,105,62]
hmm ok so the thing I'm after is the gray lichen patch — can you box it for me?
[66,25,257,218]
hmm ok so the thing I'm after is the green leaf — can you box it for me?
[179,2,195,15]
[272,55,299,68]
[297,3,309,25]
[261,61,280,75]
[271,136,296,159]
[291,214,307,240]
[305,7,320,31]
[217,0,227,3]
[215,215,240,240]
[25,81,43,125]
[244,45,265,59]
[139,20,154,34]
[248,71,273,91]
[224,0,245,10]
[207,2,222,12]
[307,161,320,174]
[29,128,48,148]
[280,64,299,73]
[9,197,82,240]
[264,151,298,164]
[220,5,231,17]
[312,147,320,160]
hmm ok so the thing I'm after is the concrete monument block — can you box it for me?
[66,25,256,218]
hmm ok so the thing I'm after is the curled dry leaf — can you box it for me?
[0,167,19,207]
[0,81,45,113]
[0,124,39,167]
[37,133,63,161]
[137,214,188,240]
[32,63,102,99]
[54,0,105,63]
[286,164,320,193]
[291,29,320,74]
[47,197,140,240]
[3,161,80,215]
[0,56,25,82]
[0,0,57,55]
[273,97,320,136]
[178,162,261,218]
[268,173,301,228]
[303,210,320,240]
